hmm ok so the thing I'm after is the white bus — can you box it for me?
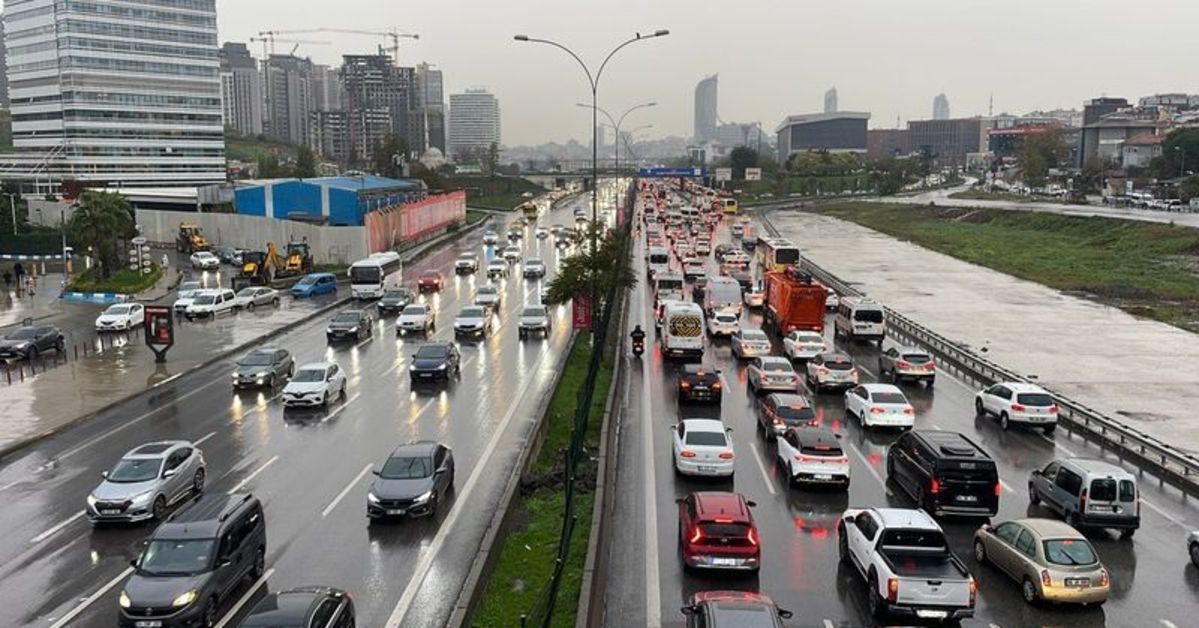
[349,251,403,299]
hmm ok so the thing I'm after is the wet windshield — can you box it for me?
[105,305,130,315]
[179,282,200,293]
[138,539,214,577]
[384,289,408,299]
[416,345,449,359]
[873,392,908,404]
[459,307,485,318]
[1017,393,1055,406]
[763,362,792,372]
[402,305,427,315]
[333,312,361,323]
[522,307,547,317]
[381,456,431,479]
[107,458,162,483]
[7,328,40,340]
[1043,539,1097,566]
[239,352,274,367]
[192,295,215,305]
[292,369,327,383]
[685,431,727,447]
[297,275,318,286]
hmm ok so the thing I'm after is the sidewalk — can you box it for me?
[770,210,1199,455]
[0,273,69,329]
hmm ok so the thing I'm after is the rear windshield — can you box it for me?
[656,279,683,290]
[762,362,792,373]
[1089,478,1118,501]
[825,360,853,371]
[880,529,946,549]
[685,431,727,447]
[777,406,815,422]
[1043,539,1098,566]
[854,309,884,323]
[1017,393,1054,406]
[801,443,843,456]
[872,392,908,404]
[1119,479,1136,502]
[699,522,751,541]
[903,353,931,363]
[649,253,669,264]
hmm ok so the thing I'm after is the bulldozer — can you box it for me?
[277,240,313,278]
[176,223,210,253]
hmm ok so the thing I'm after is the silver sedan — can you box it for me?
[235,286,281,310]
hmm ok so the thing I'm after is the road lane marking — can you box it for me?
[213,568,275,628]
[638,253,662,628]
[322,464,372,518]
[152,373,182,388]
[227,455,279,494]
[47,566,134,628]
[846,441,889,494]
[999,478,1014,494]
[1141,497,1189,529]
[823,621,836,628]
[1160,620,1178,628]
[321,392,361,424]
[355,335,373,349]
[383,329,554,628]
[193,431,217,446]
[30,510,84,544]
[748,442,777,496]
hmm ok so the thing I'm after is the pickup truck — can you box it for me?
[838,507,976,622]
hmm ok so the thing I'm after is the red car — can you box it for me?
[417,271,444,292]
[676,492,760,572]
[682,591,792,628]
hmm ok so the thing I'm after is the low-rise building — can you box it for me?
[775,112,869,162]
[1120,132,1166,170]
[233,176,427,226]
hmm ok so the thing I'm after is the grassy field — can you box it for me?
[815,202,1199,332]
[948,189,1080,204]
[449,175,545,210]
[472,337,614,627]
[466,210,490,225]
[68,266,163,294]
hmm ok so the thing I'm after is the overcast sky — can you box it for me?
[216,0,1197,145]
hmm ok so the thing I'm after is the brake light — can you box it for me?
[747,527,758,546]
[817,367,828,376]
[1041,569,1052,587]
[968,578,978,605]
[1097,568,1109,587]
[1048,405,1058,414]
[994,483,1002,497]
[680,450,697,458]
[1079,487,1087,513]
[886,577,899,603]
[718,451,734,460]
[896,360,911,369]
[1011,403,1027,412]
[930,479,941,494]
[772,418,782,426]
[870,407,885,414]
[711,382,721,390]
[690,527,703,544]
[679,381,691,389]
[902,407,914,415]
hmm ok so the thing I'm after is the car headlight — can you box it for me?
[15,342,28,349]
[86,494,98,507]
[367,492,380,504]
[414,490,433,504]
[436,364,447,370]
[171,589,198,608]
[347,327,358,333]
[232,371,240,379]
[130,491,154,506]
[119,591,131,609]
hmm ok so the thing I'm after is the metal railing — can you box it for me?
[757,210,1199,492]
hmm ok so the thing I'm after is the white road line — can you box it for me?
[152,373,182,388]
[227,455,279,494]
[29,511,84,544]
[355,335,372,349]
[823,621,836,628]
[748,442,777,496]
[321,392,361,424]
[383,330,554,628]
[989,623,1003,628]
[213,568,275,628]
[193,431,217,446]
[1141,497,1190,529]
[322,464,372,518]
[639,258,662,628]
[846,441,888,493]
[1160,620,1179,628]
[47,566,134,628]
[999,478,1014,494]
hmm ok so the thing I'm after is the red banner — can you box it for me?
[572,294,592,330]
[364,191,466,253]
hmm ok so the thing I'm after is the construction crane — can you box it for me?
[250,35,332,57]
[257,28,418,63]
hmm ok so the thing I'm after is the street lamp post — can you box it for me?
[1176,146,1185,179]
[621,124,653,169]
[575,101,655,174]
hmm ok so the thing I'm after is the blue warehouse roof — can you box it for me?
[302,175,424,193]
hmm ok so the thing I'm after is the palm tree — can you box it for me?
[68,191,133,278]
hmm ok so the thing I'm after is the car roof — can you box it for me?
[297,361,335,371]
[758,356,790,365]
[1002,382,1050,394]
[157,493,257,538]
[126,441,187,458]
[692,491,750,519]
[681,418,726,433]
[241,589,325,627]
[819,352,852,361]
[1061,458,1135,478]
[389,440,439,457]
[913,430,990,459]
[871,507,939,529]
[682,363,719,375]
[1013,518,1088,539]
[795,427,840,448]
[861,383,904,394]
[767,393,809,407]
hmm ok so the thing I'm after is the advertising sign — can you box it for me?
[572,294,592,330]
[143,305,174,362]
[745,168,762,181]
[715,168,732,182]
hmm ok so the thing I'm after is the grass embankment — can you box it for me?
[816,202,1199,332]
[225,133,298,163]
[466,210,489,225]
[472,338,615,627]
[68,266,163,294]
[449,175,545,210]
[948,189,1080,204]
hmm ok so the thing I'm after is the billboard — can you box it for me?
[715,168,732,182]
[572,294,592,330]
[745,168,762,181]
[364,191,466,253]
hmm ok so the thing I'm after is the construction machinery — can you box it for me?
[233,244,287,290]
[276,240,313,278]
[176,224,210,254]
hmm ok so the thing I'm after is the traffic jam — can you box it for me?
[631,179,1194,627]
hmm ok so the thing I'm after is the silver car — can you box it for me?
[86,441,206,524]
[234,286,281,310]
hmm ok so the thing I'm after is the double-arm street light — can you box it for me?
[514,30,669,272]
[621,124,654,167]
[575,101,655,173]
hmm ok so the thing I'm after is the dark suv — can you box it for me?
[239,586,355,628]
[886,430,999,518]
[119,493,266,628]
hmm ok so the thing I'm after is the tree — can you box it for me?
[371,134,409,179]
[729,146,759,179]
[257,153,284,178]
[293,146,317,178]
[1181,175,1199,202]
[68,191,134,278]
[544,224,636,312]
[1152,128,1199,179]
[1076,158,1107,195]
[409,161,445,190]
[1018,129,1069,188]
[483,141,500,176]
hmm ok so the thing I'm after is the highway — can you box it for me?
[603,198,1199,627]
[0,192,599,627]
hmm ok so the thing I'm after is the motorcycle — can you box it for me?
[631,336,645,357]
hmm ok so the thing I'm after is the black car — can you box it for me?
[691,276,709,303]
[756,393,817,439]
[0,324,64,360]
[376,288,414,315]
[676,363,722,404]
[714,244,735,262]
[239,586,354,628]
[682,591,792,628]
[731,270,754,292]
[233,347,294,389]
[886,430,1000,518]
[326,310,372,342]
[409,342,461,382]
[119,493,266,628]
[368,441,455,520]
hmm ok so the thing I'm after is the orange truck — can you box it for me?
[763,266,829,335]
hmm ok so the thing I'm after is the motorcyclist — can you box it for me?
[630,324,647,347]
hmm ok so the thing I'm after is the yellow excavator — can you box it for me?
[279,240,313,278]
[176,224,210,253]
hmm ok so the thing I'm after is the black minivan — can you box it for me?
[886,430,999,518]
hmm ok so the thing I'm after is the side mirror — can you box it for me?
[674,498,684,505]
[777,609,794,620]
[746,500,757,508]
[218,558,232,569]
[371,469,381,477]
[725,427,733,433]
[1031,469,1041,476]
[129,558,139,569]
[162,469,177,479]
[101,470,109,479]
[680,605,697,616]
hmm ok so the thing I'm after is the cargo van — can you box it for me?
[654,273,685,306]
[834,297,885,343]
[646,246,670,278]
[661,302,706,360]
[1029,458,1139,538]
[702,276,743,316]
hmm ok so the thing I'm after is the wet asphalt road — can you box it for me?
[0,194,597,627]
[603,210,1199,627]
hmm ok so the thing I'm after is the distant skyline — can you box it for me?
[203,0,1199,145]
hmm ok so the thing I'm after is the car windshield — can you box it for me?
[239,352,274,367]
[522,307,547,317]
[778,406,816,422]
[403,305,427,315]
[292,368,327,383]
[192,295,215,305]
[416,345,449,359]
[105,305,130,315]
[236,288,258,297]
[138,539,214,577]
[107,458,162,483]
[421,272,439,279]
[743,331,768,342]
[384,289,408,298]
[458,254,474,261]
[459,307,485,318]
[179,282,200,292]
[685,431,727,447]
[1017,393,1054,406]
[872,392,908,404]
[333,312,360,324]
[7,328,40,340]
[478,287,497,296]
[297,276,318,286]
[762,362,792,372]
[1043,539,1098,566]
[794,333,822,343]
[825,360,853,371]
[380,456,431,479]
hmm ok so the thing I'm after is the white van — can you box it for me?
[654,273,686,305]
[661,301,706,360]
[646,246,671,278]
[702,276,743,316]
[834,297,885,343]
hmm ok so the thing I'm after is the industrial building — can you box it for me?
[907,118,987,166]
[775,112,870,162]
[233,176,426,226]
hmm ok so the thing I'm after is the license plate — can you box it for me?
[957,495,979,502]
[1089,504,1112,512]
[386,509,406,516]
[135,622,163,628]
[100,509,119,516]
[1065,578,1089,587]
[419,373,433,378]
[915,610,947,619]
[814,474,833,481]
[711,557,736,566]
[698,465,716,473]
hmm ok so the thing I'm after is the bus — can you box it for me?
[349,251,403,299]
[758,238,802,272]
[721,198,739,215]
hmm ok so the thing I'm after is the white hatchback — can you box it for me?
[671,418,735,477]
[281,362,347,408]
[776,427,850,487]
[783,330,827,362]
[95,303,144,332]
[844,383,915,429]
[706,311,740,338]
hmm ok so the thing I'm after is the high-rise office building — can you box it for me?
[0,28,8,108]
[264,54,315,146]
[448,89,500,160]
[340,54,420,154]
[694,75,718,143]
[933,94,950,120]
[824,87,838,113]
[220,43,263,136]
[1,0,225,187]
[312,64,343,112]
[416,63,445,152]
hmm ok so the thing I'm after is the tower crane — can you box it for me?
[257,28,418,63]
[249,35,331,58]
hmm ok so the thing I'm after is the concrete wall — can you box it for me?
[135,209,368,265]
[26,199,76,227]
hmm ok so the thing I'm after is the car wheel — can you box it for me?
[55,339,65,353]
[1028,483,1040,505]
[838,526,849,562]
[1021,578,1039,605]
[27,346,38,361]
[886,455,895,479]
[974,399,986,417]
[193,468,206,494]
[1190,543,1199,567]
[860,411,869,428]
[202,597,218,628]
[1000,413,1011,431]
[1043,424,1056,435]
[867,573,887,618]
[974,540,987,564]
[340,384,347,400]
[273,297,281,307]
[252,546,265,578]
[152,495,167,520]
[247,301,255,311]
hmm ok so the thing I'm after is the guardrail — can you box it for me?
[757,210,1199,494]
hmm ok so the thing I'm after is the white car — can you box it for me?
[743,283,765,308]
[804,352,860,393]
[747,356,800,393]
[535,226,549,239]
[682,258,706,280]
[190,251,220,270]
[94,303,144,332]
[233,286,280,310]
[523,259,546,278]
[783,330,827,362]
[845,383,915,429]
[518,305,550,339]
[706,310,740,338]
[694,239,711,256]
[172,280,203,312]
[455,253,479,274]
[502,246,522,263]
[184,289,238,319]
[396,304,435,335]
[475,284,502,311]
[975,382,1059,433]
[486,259,509,279]
[453,305,492,338]
[671,418,735,478]
[776,426,850,487]
[281,362,346,408]
[730,328,772,359]
[482,231,499,245]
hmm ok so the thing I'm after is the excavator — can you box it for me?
[279,240,313,278]
[176,224,210,253]
[234,243,286,289]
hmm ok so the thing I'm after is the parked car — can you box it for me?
[676,492,760,571]
[232,347,294,390]
[95,303,145,332]
[367,441,455,520]
[845,384,915,430]
[0,324,65,360]
[1028,457,1139,538]
[377,288,414,315]
[396,304,435,335]
[975,382,1059,433]
[291,273,338,298]
[189,251,220,270]
[776,427,850,487]
[672,418,735,477]
[676,363,723,404]
[804,352,859,393]
[281,362,346,408]
[86,441,206,524]
[185,288,238,320]
[233,286,280,310]
[887,430,1000,518]
[417,270,445,292]
[974,518,1109,606]
[326,309,373,343]
[681,591,791,628]
[756,393,817,438]
[878,346,936,386]
[747,356,800,394]
[240,587,354,628]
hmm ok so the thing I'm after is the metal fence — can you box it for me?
[758,210,1199,492]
